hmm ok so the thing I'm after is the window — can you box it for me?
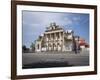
[37,44,39,49]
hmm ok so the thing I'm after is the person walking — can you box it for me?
[73,37,77,54]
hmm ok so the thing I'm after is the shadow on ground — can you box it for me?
[23,61,74,69]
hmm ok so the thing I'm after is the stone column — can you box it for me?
[62,32,64,51]
[48,33,51,51]
[46,34,48,51]
[48,34,49,51]
[58,32,61,50]
[59,32,61,40]
[55,33,57,51]
[45,34,47,51]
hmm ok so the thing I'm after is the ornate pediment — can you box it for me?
[46,22,62,31]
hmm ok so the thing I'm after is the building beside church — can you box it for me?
[35,23,87,52]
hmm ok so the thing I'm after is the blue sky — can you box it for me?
[22,10,89,48]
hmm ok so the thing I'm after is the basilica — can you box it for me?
[35,23,80,52]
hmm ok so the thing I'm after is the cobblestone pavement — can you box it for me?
[22,50,89,68]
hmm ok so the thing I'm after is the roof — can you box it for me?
[36,36,43,41]
[66,30,73,33]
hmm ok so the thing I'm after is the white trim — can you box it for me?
[17,5,95,75]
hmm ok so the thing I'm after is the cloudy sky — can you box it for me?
[22,10,89,48]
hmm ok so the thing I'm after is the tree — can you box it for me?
[30,43,35,52]
[22,45,27,53]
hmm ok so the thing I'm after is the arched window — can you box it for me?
[57,43,59,46]
[37,44,39,49]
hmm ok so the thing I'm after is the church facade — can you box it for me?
[35,23,80,52]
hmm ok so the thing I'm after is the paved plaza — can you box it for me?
[22,50,89,69]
